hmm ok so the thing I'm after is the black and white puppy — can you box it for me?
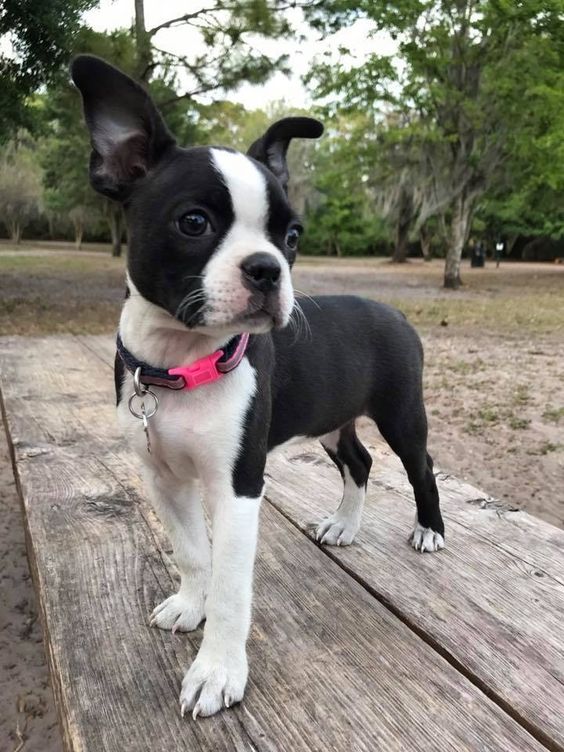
[71,55,444,719]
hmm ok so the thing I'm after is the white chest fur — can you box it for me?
[117,351,256,485]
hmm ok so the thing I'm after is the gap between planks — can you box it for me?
[266,494,562,752]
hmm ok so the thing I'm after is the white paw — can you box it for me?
[315,513,360,546]
[150,591,205,633]
[180,647,248,719]
[410,522,445,553]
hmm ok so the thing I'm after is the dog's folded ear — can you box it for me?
[70,55,175,200]
[247,117,323,192]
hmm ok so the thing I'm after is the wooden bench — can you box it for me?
[1,334,563,752]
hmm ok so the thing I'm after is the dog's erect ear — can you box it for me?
[247,117,323,192]
[70,55,175,199]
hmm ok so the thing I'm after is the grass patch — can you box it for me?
[512,385,531,406]
[445,359,486,375]
[542,405,564,423]
[392,294,564,335]
[465,405,533,433]
[507,414,531,430]
[478,407,499,423]
[0,252,125,335]
[527,441,563,455]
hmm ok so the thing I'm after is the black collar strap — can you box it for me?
[116,332,249,391]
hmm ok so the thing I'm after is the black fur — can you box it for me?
[247,117,324,192]
[232,296,443,539]
[323,422,373,489]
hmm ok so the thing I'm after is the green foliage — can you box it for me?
[196,101,270,151]
[305,0,564,275]
[476,51,564,241]
[301,118,391,256]
[0,137,43,241]
[0,0,97,140]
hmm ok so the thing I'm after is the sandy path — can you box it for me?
[0,428,62,752]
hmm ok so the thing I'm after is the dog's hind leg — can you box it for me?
[315,421,372,546]
[145,471,211,632]
[373,397,445,553]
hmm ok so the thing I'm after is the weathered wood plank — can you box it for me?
[0,335,554,752]
[265,441,564,751]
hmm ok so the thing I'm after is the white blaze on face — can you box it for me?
[201,148,294,332]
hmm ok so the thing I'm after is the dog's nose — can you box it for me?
[241,253,281,292]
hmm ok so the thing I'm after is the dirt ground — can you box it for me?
[0,427,62,752]
[0,244,563,750]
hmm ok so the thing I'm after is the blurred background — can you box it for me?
[2,0,564,270]
[0,3,563,748]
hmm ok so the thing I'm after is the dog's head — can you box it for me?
[70,55,323,336]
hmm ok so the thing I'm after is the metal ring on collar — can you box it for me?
[133,366,147,397]
[128,390,159,420]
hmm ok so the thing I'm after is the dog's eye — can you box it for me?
[285,226,301,250]
[178,212,211,237]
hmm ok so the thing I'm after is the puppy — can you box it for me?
[71,55,444,719]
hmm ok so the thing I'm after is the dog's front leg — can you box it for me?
[179,477,262,719]
[144,470,211,633]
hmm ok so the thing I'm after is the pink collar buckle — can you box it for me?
[169,350,224,390]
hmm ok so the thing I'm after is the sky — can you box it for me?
[83,0,393,109]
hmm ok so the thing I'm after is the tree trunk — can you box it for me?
[74,222,84,250]
[10,220,21,244]
[108,206,123,257]
[392,187,413,263]
[444,191,473,289]
[134,0,153,81]
[420,224,432,261]
[392,217,410,262]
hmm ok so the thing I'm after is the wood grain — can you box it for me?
[265,441,564,751]
[0,335,555,752]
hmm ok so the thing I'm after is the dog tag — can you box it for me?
[141,402,152,454]
[128,368,159,454]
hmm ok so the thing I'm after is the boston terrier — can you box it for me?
[71,55,444,720]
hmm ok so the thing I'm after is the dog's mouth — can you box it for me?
[237,309,277,330]
[175,288,292,333]
[238,293,288,329]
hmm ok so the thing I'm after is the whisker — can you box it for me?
[293,289,321,310]
[182,274,206,282]
[176,293,206,316]
[297,302,312,340]
[185,302,209,326]
[175,290,207,320]
[289,300,312,342]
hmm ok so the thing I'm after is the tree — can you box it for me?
[131,0,292,102]
[0,138,42,242]
[306,0,564,287]
[0,0,98,140]
[302,117,390,256]
[197,100,270,151]
[366,122,435,263]
[476,57,564,250]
